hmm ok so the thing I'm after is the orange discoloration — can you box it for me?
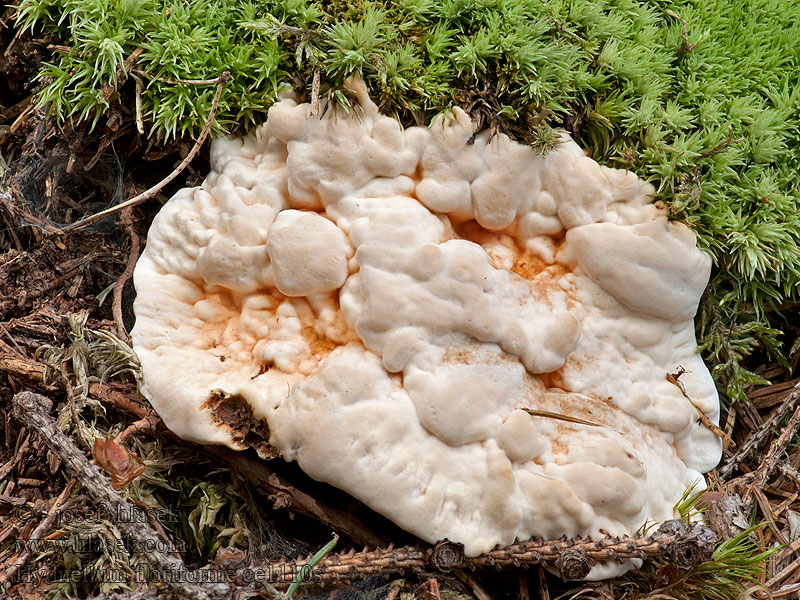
[301,325,340,356]
[443,348,472,365]
[539,369,566,391]
[511,251,548,279]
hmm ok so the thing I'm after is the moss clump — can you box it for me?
[11,0,800,400]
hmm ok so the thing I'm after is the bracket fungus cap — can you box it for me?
[132,79,722,579]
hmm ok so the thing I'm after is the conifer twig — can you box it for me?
[11,390,720,598]
[87,520,716,599]
[718,383,800,479]
[212,520,716,589]
[55,71,231,234]
[749,405,800,496]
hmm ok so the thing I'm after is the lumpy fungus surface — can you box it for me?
[132,80,722,579]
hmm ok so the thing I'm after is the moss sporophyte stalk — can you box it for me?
[12,0,800,401]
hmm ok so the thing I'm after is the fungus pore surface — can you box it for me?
[132,80,722,579]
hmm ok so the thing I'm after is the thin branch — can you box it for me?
[536,0,586,46]
[663,9,697,53]
[204,446,387,549]
[749,405,800,496]
[718,383,800,479]
[456,571,492,600]
[213,520,716,589]
[113,414,160,446]
[11,391,215,600]
[778,463,800,490]
[112,207,140,344]
[56,71,231,234]
[667,368,734,448]
[85,520,718,600]
[0,479,78,587]
[0,433,29,482]
[0,94,32,124]
[100,46,145,103]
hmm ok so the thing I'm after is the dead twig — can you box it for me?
[131,73,146,135]
[206,520,716,590]
[420,578,442,600]
[112,206,140,343]
[385,584,401,600]
[0,479,78,587]
[113,414,160,445]
[0,190,62,235]
[89,382,154,419]
[130,498,182,559]
[204,445,386,549]
[0,495,27,507]
[0,323,26,357]
[748,404,800,498]
[719,383,800,479]
[10,391,215,600]
[698,125,741,158]
[7,102,34,135]
[57,71,231,234]
[536,0,586,46]
[538,567,551,600]
[519,572,531,600]
[750,485,789,545]
[766,554,800,589]
[0,352,57,391]
[778,463,800,490]
[101,46,144,102]
[748,378,800,409]
[456,571,492,600]
[0,95,32,124]
[664,9,698,53]
[0,433,29,482]
[667,367,735,449]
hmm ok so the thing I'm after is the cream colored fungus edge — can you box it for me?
[131,79,722,579]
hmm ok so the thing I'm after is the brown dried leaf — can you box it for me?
[92,437,145,489]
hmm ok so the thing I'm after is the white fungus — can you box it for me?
[131,79,722,579]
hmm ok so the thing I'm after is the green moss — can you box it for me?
[13,0,800,400]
